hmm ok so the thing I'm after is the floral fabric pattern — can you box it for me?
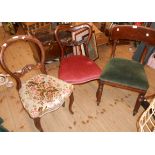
[19,74,73,118]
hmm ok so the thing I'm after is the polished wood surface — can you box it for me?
[0,26,155,131]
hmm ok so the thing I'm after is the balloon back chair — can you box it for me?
[0,35,74,131]
[55,23,101,107]
[137,95,155,132]
[96,24,155,116]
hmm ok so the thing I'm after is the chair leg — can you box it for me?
[96,80,104,106]
[33,117,43,132]
[69,92,74,114]
[133,93,146,116]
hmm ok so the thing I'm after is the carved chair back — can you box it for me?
[55,23,92,60]
[109,24,155,63]
[0,35,47,90]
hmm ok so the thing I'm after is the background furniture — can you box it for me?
[21,22,60,62]
[96,24,155,115]
[55,23,101,108]
[21,22,72,62]
[2,22,19,35]
[72,29,99,60]
[137,95,155,132]
[0,35,74,131]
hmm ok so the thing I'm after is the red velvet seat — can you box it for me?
[55,23,101,109]
[59,55,101,84]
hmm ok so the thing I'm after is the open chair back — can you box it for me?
[0,35,47,90]
[109,24,155,63]
[137,97,155,132]
[55,23,92,60]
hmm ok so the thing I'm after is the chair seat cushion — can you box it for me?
[100,58,149,90]
[59,55,102,84]
[19,74,73,118]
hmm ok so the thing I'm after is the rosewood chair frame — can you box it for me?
[0,35,74,131]
[96,24,155,116]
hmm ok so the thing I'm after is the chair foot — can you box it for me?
[69,109,74,114]
[69,92,74,114]
[33,117,43,132]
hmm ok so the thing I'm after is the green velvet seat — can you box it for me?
[100,58,149,90]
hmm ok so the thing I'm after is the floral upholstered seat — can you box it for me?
[19,74,74,118]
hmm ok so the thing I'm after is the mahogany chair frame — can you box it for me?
[0,35,74,131]
[55,23,102,111]
[96,24,155,116]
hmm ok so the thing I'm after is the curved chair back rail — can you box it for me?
[0,35,47,90]
[55,23,92,59]
[109,25,155,45]
[109,24,155,63]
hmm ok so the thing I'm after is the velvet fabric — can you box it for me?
[100,58,149,90]
[59,55,102,84]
